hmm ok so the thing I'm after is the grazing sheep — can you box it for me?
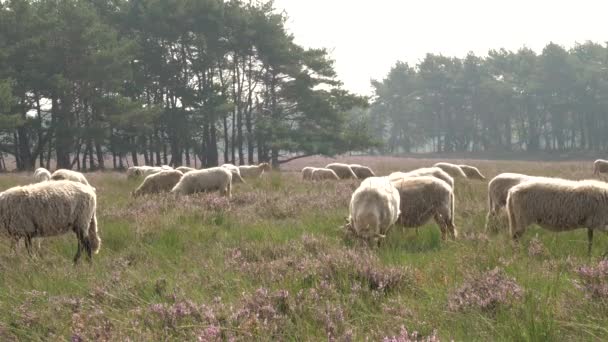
[433,162,467,178]
[392,176,457,240]
[350,164,376,179]
[459,165,486,180]
[387,167,454,189]
[593,159,608,175]
[507,178,608,255]
[0,180,100,263]
[301,167,316,180]
[51,169,89,185]
[171,167,232,198]
[326,163,358,179]
[345,177,400,245]
[132,170,183,197]
[221,164,246,183]
[33,167,51,182]
[176,166,196,174]
[238,163,271,178]
[127,166,163,179]
[311,168,340,181]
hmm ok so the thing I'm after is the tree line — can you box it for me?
[0,0,371,171]
[371,42,608,154]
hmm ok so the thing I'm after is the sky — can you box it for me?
[273,0,608,96]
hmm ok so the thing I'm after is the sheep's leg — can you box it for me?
[587,228,593,257]
[24,236,33,257]
[73,240,82,264]
[435,216,447,240]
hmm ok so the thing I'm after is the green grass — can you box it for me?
[0,159,607,341]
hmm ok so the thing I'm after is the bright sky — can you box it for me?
[273,0,607,96]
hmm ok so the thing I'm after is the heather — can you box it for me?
[0,157,608,340]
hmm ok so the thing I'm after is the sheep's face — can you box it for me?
[260,163,272,171]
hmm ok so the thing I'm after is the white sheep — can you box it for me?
[325,163,358,179]
[387,167,454,189]
[221,164,246,183]
[349,164,376,179]
[301,167,316,180]
[345,176,400,245]
[458,164,486,180]
[176,166,196,174]
[132,170,184,197]
[171,167,233,198]
[507,178,608,255]
[33,167,51,182]
[0,180,100,263]
[593,159,608,175]
[311,168,340,181]
[485,173,535,232]
[238,162,272,178]
[433,162,467,178]
[51,169,90,185]
[126,166,163,179]
[392,176,457,240]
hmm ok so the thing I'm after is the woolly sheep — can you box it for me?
[221,164,246,183]
[127,166,163,179]
[345,176,400,245]
[171,167,232,198]
[392,176,457,240]
[51,169,89,185]
[326,163,358,179]
[433,162,467,178]
[176,166,196,174]
[387,167,454,189]
[301,167,316,180]
[238,163,271,178]
[34,167,51,182]
[593,159,608,175]
[506,178,608,255]
[458,164,486,180]
[0,180,100,263]
[349,164,376,179]
[311,168,340,181]
[132,170,183,197]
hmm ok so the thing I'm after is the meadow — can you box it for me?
[0,157,607,341]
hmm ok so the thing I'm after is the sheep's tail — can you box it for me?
[88,213,101,254]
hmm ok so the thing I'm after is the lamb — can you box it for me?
[171,167,232,198]
[311,168,340,181]
[238,162,271,178]
[387,167,454,189]
[325,163,358,179]
[221,164,246,183]
[345,176,400,245]
[33,167,51,182]
[176,166,196,174]
[51,169,90,185]
[506,178,608,255]
[349,164,376,179]
[301,167,316,180]
[392,176,457,240]
[132,170,183,197]
[126,166,163,179]
[0,180,100,263]
[458,164,486,180]
[593,159,608,175]
[433,162,467,178]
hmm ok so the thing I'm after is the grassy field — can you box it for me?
[0,157,607,341]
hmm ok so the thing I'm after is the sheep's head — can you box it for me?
[259,162,272,171]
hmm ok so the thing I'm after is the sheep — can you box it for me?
[221,164,246,183]
[33,167,51,182]
[387,167,454,189]
[311,168,340,181]
[325,163,358,179]
[433,162,467,178]
[506,178,608,255]
[345,176,400,245]
[132,170,183,197]
[126,166,163,179]
[392,176,457,240]
[593,159,608,175]
[171,167,232,198]
[458,164,486,180]
[238,162,272,178]
[176,166,196,174]
[51,169,90,185]
[0,180,100,263]
[301,167,316,180]
[349,164,376,179]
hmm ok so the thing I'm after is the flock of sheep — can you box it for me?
[2,157,608,263]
